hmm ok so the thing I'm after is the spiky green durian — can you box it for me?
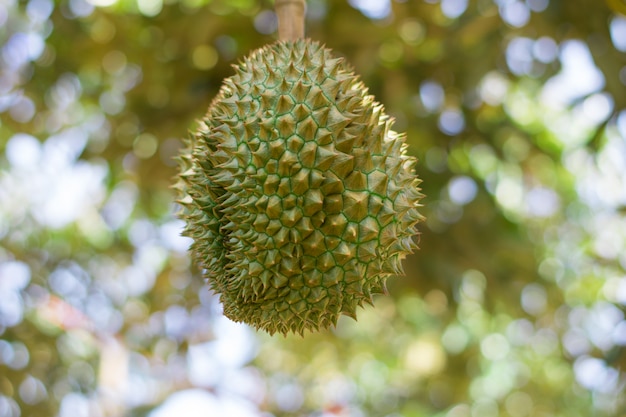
[176,39,424,335]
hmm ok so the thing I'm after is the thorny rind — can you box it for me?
[176,39,424,336]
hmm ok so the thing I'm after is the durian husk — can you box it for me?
[176,39,424,335]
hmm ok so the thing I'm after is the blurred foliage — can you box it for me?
[1,0,626,416]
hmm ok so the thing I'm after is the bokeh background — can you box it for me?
[1,0,626,416]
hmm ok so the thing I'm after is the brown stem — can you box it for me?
[275,0,306,41]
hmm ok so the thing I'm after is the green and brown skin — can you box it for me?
[176,39,424,336]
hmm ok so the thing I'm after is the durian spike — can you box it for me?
[275,0,306,41]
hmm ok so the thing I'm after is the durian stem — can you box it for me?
[275,0,306,41]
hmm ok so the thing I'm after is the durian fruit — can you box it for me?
[176,38,424,335]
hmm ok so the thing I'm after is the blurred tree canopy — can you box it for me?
[1,0,626,416]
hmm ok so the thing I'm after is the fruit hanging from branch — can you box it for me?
[176,0,424,335]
